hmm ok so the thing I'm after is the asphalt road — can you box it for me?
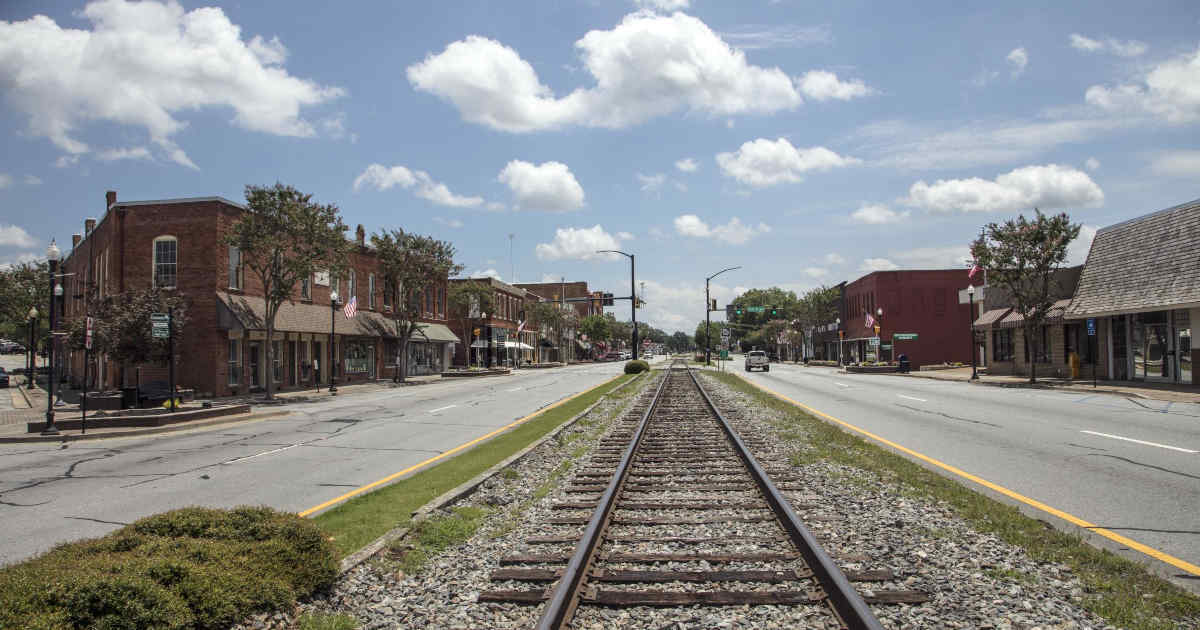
[0,359,643,566]
[738,361,1200,583]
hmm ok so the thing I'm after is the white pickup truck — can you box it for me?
[744,350,769,372]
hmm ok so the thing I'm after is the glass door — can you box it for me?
[1179,328,1192,385]
[249,343,260,388]
[1144,323,1170,382]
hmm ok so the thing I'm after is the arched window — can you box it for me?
[153,236,178,289]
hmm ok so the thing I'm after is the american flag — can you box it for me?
[865,312,875,328]
[343,295,357,319]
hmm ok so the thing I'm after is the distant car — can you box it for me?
[642,352,653,359]
[0,341,23,354]
[0,367,8,388]
[745,350,769,372]
[604,352,621,361]
[620,351,631,360]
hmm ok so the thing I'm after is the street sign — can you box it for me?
[1086,318,1096,336]
[881,344,893,350]
[894,333,918,341]
[719,350,729,360]
[720,328,731,340]
[868,337,880,347]
[85,316,93,350]
[746,306,765,313]
[151,313,169,339]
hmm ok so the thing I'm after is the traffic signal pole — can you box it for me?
[705,266,741,364]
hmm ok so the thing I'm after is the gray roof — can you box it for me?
[1066,199,1200,318]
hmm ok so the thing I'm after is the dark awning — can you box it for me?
[539,338,557,348]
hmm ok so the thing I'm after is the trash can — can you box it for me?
[121,387,138,409]
[898,354,911,374]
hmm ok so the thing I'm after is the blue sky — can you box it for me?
[1,0,1198,333]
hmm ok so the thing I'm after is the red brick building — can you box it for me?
[61,191,457,398]
[447,277,537,368]
[836,270,977,367]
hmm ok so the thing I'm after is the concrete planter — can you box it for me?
[845,365,900,374]
[27,404,251,433]
[807,360,839,367]
[919,364,966,371]
[441,368,512,378]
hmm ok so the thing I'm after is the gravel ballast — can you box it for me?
[232,368,1165,629]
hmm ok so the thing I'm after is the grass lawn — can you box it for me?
[313,372,638,558]
[710,371,1199,630]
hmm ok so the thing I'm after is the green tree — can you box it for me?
[529,301,564,360]
[694,320,729,353]
[372,229,463,382]
[225,184,350,399]
[970,210,1080,383]
[579,314,611,344]
[66,288,190,375]
[608,316,631,349]
[0,260,50,350]
[729,287,799,328]
[669,331,693,353]
[447,280,494,367]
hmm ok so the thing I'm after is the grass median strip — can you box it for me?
[710,371,1200,630]
[312,373,635,559]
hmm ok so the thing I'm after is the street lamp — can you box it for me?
[329,290,339,395]
[836,317,843,367]
[705,266,741,364]
[874,307,883,361]
[53,282,65,407]
[967,284,977,380]
[26,306,38,389]
[596,250,638,356]
[42,240,60,435]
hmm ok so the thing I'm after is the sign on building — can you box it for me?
[151,313,169,339]
[894,333,918,341]
[1087,318,1096,336]
[314,270,330,287]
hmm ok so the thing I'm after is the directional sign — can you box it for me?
[1086,318,1096,336]
[746,306,765,313]
[894,333,918,341]
[720,328,731,340]
[85,316,94,350]
[719,350,729,360]
[151,313,169,339]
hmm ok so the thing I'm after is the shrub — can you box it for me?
[624,359,650,374]
[0,507,337,630]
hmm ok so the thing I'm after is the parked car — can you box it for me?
[603,351,621,361]
[620,351,631,360]
[0,367,8,388]
[0,341,24,354]
[745,350,770,372]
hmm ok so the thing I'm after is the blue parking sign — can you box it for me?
[1086,318,1096,336]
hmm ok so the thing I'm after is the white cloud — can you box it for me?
[320,113,357,142]
[0,0,343,168]
[718,24,833,50]
[850,203,909,224]
[636,278,742,333]
[0,174,11,189]
[636,172,666,193]
[824,252,845,265]
[1085,45,1200,123]
[1007,47,1028,77]
[97,146,152,162]
[617,231,634,240]
[860,258,899,272]
[24,175,42,185]
[433,216,464,228]
[673,181,688,192]
[406,12,834,133]
[892,246,971,269]
[535,225,625,261]
[850,117,1130,171]
[1069,33,1147,57]
[675,157,698,172]
[55,155,80,169]
[0,224,37,248]
[796,70,873,101]
[498,160,585,212]
[672,214,771,245]
[486,201,506,212]
[1149,150,1200,177]
[1085,157,1100,171]
[715,137,859,187]
[354,164,485,208]
[1067,225,1098,266]
[472,268,502,280]
[0,252,40,270]
[803,267,828,278]
[905,164,1104,214]
[632,0,689,9]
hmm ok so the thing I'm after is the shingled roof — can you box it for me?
[1066,199,1200,318]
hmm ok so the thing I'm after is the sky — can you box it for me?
[1,0,1198,333]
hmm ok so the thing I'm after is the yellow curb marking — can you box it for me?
[739,375,1200,577]
[298,373,624,518]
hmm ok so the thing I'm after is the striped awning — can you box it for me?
[973,307,1010,328]
[999,299,1071,329]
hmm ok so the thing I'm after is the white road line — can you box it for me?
[428,404,457,414]
[506,387,523,392]
[834,382,850,388]
[897,394,928,402]
[1079,430,1198,454]
[221,444,298,465]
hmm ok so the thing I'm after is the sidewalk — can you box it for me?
[889,366,1200,404]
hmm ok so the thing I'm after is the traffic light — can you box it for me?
[725,304,734,319]
[603,292,614,306]
[735,305,743,316]
[770,305,778,316]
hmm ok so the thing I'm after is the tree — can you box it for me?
[530,301,566,361]
[579,314,611,345]
[668,331,693,353]
[608,317,631,348]
[0,261,49,349]
[970,210,1080,383]
[66,288,189,374]
[694,320,729,352]
[225,184,350,399]
[448,280,494,367]
[372,229,463,382]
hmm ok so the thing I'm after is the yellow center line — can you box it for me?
[297,373,623,518]
[740,375,1200,577]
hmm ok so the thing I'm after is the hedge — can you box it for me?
[624,359,650,374]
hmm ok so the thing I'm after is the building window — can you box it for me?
[228,339,241,385]
[1023,326,1052,363]
[993,329,1013,362]
[437,285,444,317]
[228,245,242,290]
[369,274,376,310]
[272,340,283,382]
[345,341,370,373]
[153,236,177,289]
[349,270,357,303]
[383,280,392,310]
[301,274,311,300]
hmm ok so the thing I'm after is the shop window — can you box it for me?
[228,339,241,385]
[301,274,311,300]
[153,236,177,289]
[993,329,1013,361]
[272,340,283,382]
[1024,326,1051,363]
[345,341,371,373]
[1065,324,1093,364]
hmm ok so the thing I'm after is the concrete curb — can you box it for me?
[0,409,293,444]
[336,371,648,576]
[892,371,1185,401]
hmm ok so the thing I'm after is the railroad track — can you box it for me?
[479,361,926,628]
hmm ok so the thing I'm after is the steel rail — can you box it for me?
[533,363,675,630]
[686,365,885,630]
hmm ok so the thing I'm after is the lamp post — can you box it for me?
[329,290,339,394]
[596,250,637,356]
[705,266,741,364]
[53,281,64,407]
[42,240,60,435]
[26,306,39,388]
[874,307,883,361]
[967,284,977,380]
[836,317,843,367]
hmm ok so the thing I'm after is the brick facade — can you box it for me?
[839,270,975,367]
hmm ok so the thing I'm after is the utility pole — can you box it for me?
[705,266,741,364]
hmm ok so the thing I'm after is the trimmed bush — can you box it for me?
[0,507,337,630]
[624,359,650,374]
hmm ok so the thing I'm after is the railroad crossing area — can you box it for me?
[281,363,1156,629]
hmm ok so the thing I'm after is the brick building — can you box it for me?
[448,277,537,367]
[833,270,977,367]
[972,267,1083,378]
[514,280,600,361]
[61,191,457,398]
